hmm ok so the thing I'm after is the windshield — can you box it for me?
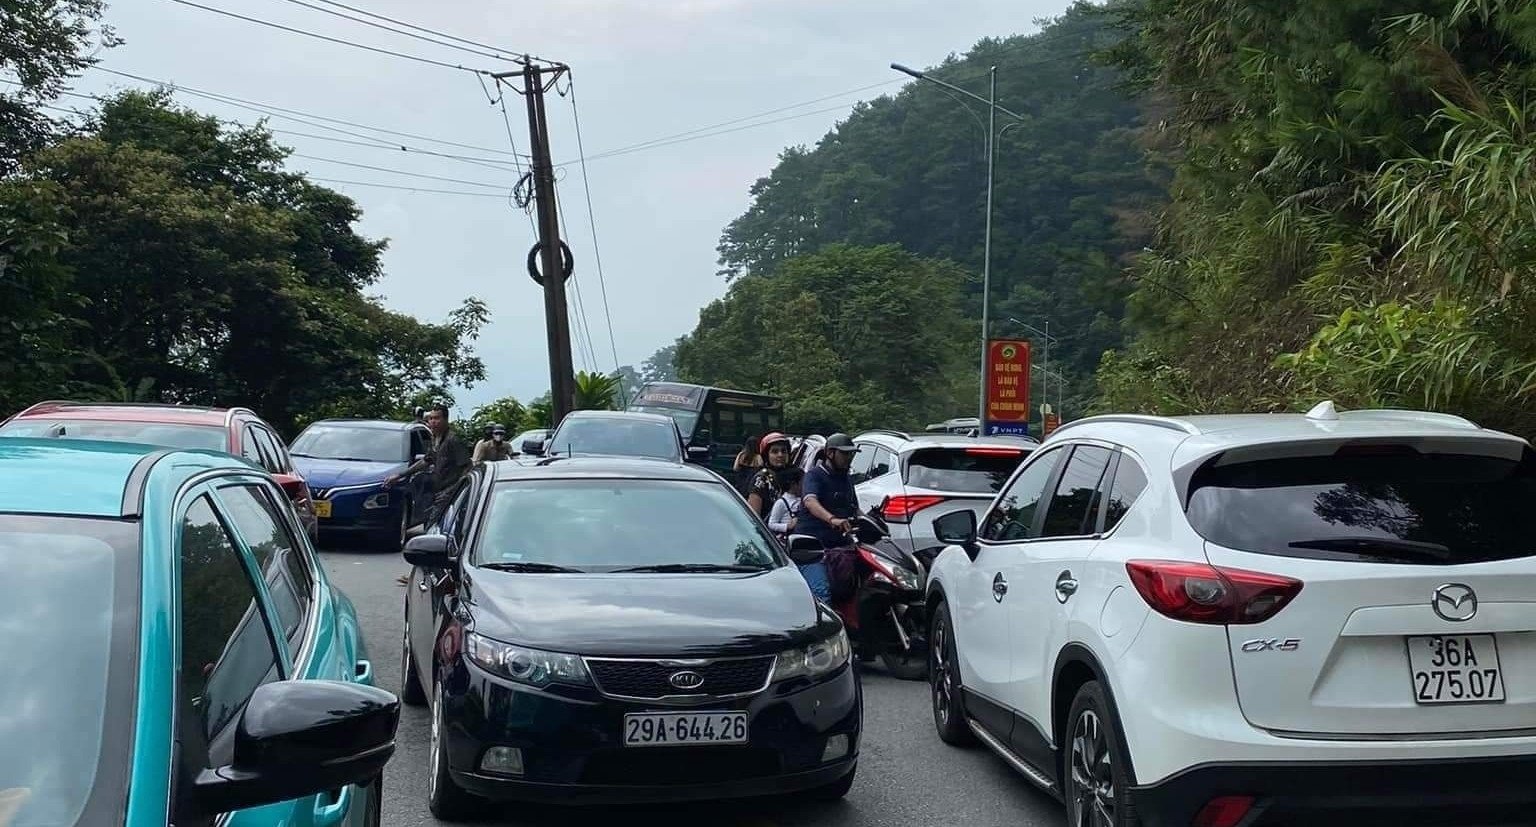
[627,406,699,441]
[476,479,782,572]
[0,418,226,452]
[1187,446,1536,564]
[0,516,138,827]
[549,417,680,460]
[290,425,404,463]
[906,447,1028,493]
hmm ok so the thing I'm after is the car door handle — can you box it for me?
[1055,571,1078,603]
[992,572,1008,603]
[313,785,352,827]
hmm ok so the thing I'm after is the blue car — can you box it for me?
[289,418,434,549]
[0,437,398,827]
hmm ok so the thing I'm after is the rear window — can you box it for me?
[1186,447,1536,565]
[0,418,227,451]
[905,447,1028,494]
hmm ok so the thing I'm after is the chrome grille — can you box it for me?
[584,656,774,700]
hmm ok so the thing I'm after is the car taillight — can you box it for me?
[880,494,947,522]
[1193,796,1256,827]
[1126,560,1302,625]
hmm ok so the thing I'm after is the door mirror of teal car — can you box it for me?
[402,533,451,567]
[180,680,399,819]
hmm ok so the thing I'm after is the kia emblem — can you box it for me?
[667,670,705,691]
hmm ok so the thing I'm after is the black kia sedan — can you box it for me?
[398,456,860,818]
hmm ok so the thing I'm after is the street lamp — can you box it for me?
[1007,317,1061,426]
[892,62,1024,430]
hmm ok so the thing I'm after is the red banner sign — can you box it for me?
[985,339,1031,423]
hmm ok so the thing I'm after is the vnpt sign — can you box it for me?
[984,339,1031,434]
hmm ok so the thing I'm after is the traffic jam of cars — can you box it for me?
[5,387,1536,826]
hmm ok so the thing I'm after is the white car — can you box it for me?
[923,403,1536,827]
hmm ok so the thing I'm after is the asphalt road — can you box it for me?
[318,545,1062,827]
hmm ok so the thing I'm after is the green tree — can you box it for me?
[0,0,117,172]
[3,91,486,431]
[677,244,974,431]
[467,396,527,438]
[1099,0,1536,436]
[573,371,621,411]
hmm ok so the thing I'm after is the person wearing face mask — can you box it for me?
[746,432,793,520]
[473,422,514,463]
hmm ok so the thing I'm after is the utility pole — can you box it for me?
[494,62,576,422]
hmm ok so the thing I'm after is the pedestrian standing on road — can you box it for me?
[386,402,472,585]
[746,432,793,519]
[733,434,763,495]
[473,423,514,463]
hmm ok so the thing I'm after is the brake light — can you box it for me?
[965,448,1021,457]
[1126,560,1302,625]
[880,494,947,523]
[1193,796,1255,827]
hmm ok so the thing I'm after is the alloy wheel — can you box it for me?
[932,619,953,724]
[1069,709,1116,827]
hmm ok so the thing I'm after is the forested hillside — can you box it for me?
[1100,0,1536,437]
[676,1,1164,430]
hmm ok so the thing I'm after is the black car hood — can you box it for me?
[463,565,837,657]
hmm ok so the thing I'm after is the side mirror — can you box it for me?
[523,439,545,457]
[686,444,711,463]
[785,534,825,566]
[403,533,451,567]
[271,473,307,501]
[179,680,398,820]
[932,510,980,559]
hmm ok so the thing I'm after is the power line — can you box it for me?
[272,0,520,63]
[301,0,560,66]
[566,73,624,394]
[157,0,493,75]
[93,67,529,159]
[555,102,858,166]
[289,152,515,188]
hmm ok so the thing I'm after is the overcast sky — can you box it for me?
[78,0,1068,412]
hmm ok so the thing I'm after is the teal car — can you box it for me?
[0,438,399,827]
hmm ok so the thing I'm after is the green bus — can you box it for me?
[627,382,784,473]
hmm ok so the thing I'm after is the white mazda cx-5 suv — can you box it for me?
[923,403,1536,827]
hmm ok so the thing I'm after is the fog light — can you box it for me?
[821,734,850,762]
[479,746,524,776]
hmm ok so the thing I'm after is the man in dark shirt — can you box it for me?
[801,433,862,601]
[387,402,471,583]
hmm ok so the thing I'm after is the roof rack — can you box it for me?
[1336,409,1481,429]
[858,428,912,440]
[1049,414,1201,437]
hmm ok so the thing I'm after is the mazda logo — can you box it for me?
[667,670,705,691]
[1432,583,1478,622]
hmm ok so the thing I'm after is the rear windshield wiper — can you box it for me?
[612,563,772,573]
[1287,536,1452,562]
[476,561,584,573]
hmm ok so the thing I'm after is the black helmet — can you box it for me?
[490,422,506,435]
[824,433,860,454]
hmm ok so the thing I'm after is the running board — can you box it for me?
[966,718,1059,795]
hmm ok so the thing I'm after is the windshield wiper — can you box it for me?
[476,561,584,573]
[612,563,772,573]
[1288,536,1452,562]
[289,452,315,458]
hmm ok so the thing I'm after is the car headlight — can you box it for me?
[772,629,851,682]
[465,633,590,687]
[362,491,390,509]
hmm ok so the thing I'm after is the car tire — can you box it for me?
[806,763,856,802]
[880,651,928,681]
[929,602,975,747]
[1063,681,1138,827]
[428,683,484,822]
[400,609,426,707]
[362,773,383,827]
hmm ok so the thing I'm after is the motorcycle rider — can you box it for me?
[473,422,514,463]
[746,432,794,519]
[800,433,862,602]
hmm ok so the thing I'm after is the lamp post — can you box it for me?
[892,62,1024,430]
[1008,317,1060,428]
